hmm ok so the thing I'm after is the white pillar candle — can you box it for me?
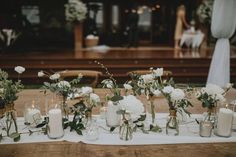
[106,101,121,127]
[232,112,236,130]
[48,108,64,139]
[25,108,42,126]
[216,108,233,137]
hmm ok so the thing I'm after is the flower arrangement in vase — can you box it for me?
[196,83,232,123]
[65,0,88,50]
[0,66,25,142]
[160,85,193,135]
[127,68,173,125]
[38,70,82,119]
[117,95,145,140]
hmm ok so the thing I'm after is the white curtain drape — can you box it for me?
[207,0,236,87]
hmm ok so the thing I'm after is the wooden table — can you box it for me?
[1,88,236,157]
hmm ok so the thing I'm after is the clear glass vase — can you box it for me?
[59,94,69,120]
[147,95,156,124]
[166,109,179,136]
[119,115,133,141]
[5,110,18,137]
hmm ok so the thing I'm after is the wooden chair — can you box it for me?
[58,70,102,87]
[127,70,172,78]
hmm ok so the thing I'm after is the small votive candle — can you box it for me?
[25,101,42,127]
[199,121,213,137]
[47,108,64,139]
[215,108,233,137]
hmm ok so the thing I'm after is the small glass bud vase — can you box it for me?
[24,100,42,127]
[166,109,179,136]
[147,95,156,124]
[119,113,133,141]
[5,105,18,136]
[47,103,64,139]
[85,119,99,141]
[59,94,69,120]
[214,108,233,137]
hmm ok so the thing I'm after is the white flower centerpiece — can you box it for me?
[117,95,145,141]
[0,66,25,142]
[128,68,173,125]
[196,0,214,25]
[196,83,232,122]
[65,0,87,50]
[65,0,87,23]
[161,85,192,135]
[38,70,82,119]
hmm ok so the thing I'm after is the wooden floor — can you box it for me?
[0,46,236,85]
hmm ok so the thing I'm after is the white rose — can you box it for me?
[141,74,154,84]
[152,89,161,96]
[0,88,3,94]
[50,73,60,80]
[225,83,233,89]
[170,88,185,101]
[102,80,113,88]
[215,94,225,103]
[153,68,163,77]
[81,86,93,95]
[163,85,174,94]
[205,84,224,95]
[124,84,132,90]
[57,81,71,88]
[119,95,144,120]
[14,66,25,74]
[38,71,45,77]
[90,93,100,103]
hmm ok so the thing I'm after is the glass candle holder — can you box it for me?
[24,100,42,127]
[199,121,213,137]
[47,99,64,139]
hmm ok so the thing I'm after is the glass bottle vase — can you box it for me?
[166,109,179,136]
[119,116,133,141]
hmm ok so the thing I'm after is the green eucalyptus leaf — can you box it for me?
[29,130,33,136]
[36,121,47,128]
[10,132,21,142]
[76,129,83,135]
[110,127,116,132]
[150,125,162,133]
[110,95,123,102]
[138,114,146,121]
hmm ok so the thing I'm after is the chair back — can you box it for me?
[58,70,102,87]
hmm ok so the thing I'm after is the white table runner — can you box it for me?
[1,113,236,145]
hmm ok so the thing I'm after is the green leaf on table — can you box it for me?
[10,132,21,142]
[110,127,116,132]
[110,95,123,102]
[138,114,146,121]
[29,130,33,136]
[150,124,162,133]
[76,129,83,135]
[36,121,47,128]
[0,134,2,142]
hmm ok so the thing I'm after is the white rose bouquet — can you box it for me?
[65,0,87,22]
[196,0,214,25]
[196,83,232,121]
[161,85,192,114]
